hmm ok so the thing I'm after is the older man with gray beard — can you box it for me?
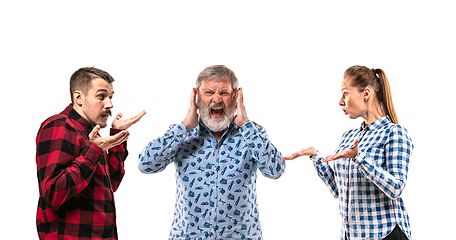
[138,65,285,240]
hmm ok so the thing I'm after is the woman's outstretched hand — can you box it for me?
[323,139,360,163]
[282,146,318,160]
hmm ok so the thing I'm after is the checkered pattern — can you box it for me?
[35,104,128,240]
[139,120,285,239]
[311,116,413,240]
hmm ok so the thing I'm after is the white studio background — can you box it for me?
[1,1,454,239]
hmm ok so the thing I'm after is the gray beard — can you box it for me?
[197,98,236,133]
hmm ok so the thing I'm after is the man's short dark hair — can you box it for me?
[69,67,115,104]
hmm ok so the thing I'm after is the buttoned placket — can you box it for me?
[205,125,234,238]
[211,145,219,236]
[344,126,370,235]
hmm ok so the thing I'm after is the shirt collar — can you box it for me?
[359,115,392,132]
[62,104,94,133]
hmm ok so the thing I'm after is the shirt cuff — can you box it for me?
[310,151,324,163]
[109,128,128,150]
[110,128,121,135]
[81,142,104,165]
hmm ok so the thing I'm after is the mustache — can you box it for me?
[196,96,227,111]
[208,102,226,111]
[101,110,112,117]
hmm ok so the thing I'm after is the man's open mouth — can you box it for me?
[210,107,224,118]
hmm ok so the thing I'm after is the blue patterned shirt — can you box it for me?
[311,116,413,240]
[138,120,285,240]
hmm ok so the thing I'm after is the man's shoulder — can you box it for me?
[38,110,77,134]
[242,121,266,133]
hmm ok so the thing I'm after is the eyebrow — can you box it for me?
[96,89,114,95]
[203,88,231,93]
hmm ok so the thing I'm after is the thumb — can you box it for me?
[115,113,123,120]
[353,139,360,147]
[89,125,101,139]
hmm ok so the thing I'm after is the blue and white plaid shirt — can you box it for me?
[311,116,413,240]
[138,120,285,240]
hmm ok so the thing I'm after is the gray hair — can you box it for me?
[196,65,239,91]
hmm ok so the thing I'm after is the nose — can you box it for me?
[105,98,113,109]
[339,96,345,106]
[212,94,222,103]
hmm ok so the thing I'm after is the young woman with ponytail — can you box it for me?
[283,66,413,240]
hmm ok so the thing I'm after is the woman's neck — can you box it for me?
[363,102,384,126]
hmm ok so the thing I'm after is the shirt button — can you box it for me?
[182,134,186,138]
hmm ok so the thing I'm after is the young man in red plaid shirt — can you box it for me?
[35,67,146,239]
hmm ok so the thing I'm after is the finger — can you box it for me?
[328,151,346,162]
[352,139,360,148]
[294,150,308,158]
[115,113,123,120]
[189,88,199,113]
[108,130,126,141]
[282,150,304,160]
[282,153,297,160]
[111,130,130,145]
[137,110,147,118]
[89,125,101,139]
[323,154,336,163]
[130,110,147,124]
[191,88,197,105]
[116,131,130,145]
[285,154,300,160]
[102,131,129,150]
[237,88,243,105]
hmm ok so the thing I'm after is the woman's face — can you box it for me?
[339,78,365,120]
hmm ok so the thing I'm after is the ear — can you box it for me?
[363,87,371,101]
[73,90,84,106]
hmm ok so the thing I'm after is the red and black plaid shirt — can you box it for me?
[36,104,128,240]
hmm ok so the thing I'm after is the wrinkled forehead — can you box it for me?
[200,77,233,90]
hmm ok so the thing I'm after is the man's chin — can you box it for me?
[204,116,232,133]
[97,122,108,128]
